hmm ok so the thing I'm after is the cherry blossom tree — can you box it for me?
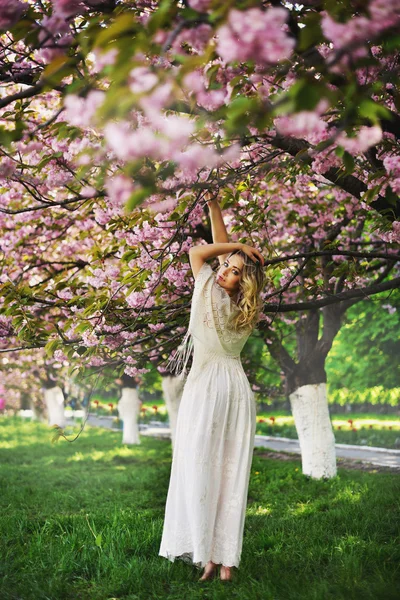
[0,0,400,477]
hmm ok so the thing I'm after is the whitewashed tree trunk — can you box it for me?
[289,383,337,479]
[43,386,66,428]
[162,375,185,449]
[118,387,140,445]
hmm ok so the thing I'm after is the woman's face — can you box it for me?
[216,254,244,296]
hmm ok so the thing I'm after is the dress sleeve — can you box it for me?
[193,261,214,290]
[191,261,234,338]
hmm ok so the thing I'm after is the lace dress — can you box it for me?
[159,262,256,569]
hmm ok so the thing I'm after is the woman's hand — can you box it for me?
[204,191,219,207]
[240,243,265,266]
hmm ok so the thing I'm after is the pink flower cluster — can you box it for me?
[183,70,227,111]
[217,7,295,65]
[322,1,400,64]
[92,175,135,225]
[0,0,26,30]
[104,113,194,163]
[336,126,382,154]
[377,221,400,243]
[172,24,213,55]
[126,290,155,309]
[311,148,342,175]
[63,91,105,128]
[275,111,329,145]
[53,0,83,17]
[188,0,212,12]
[383,155,400,194]
[124,366,150,377]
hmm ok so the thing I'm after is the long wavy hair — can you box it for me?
[226,250,266,333]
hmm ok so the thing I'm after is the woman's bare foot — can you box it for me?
[198,560,218,581]
[220,565,233,581]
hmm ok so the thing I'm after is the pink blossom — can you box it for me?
[87,268,107,288]
[188,0,212,12]
[104,122,163,161]
[383,155,400,177]
[87,356,107,366]
[54,349,68,362]
[148,197,176,214]
[81,329,99,347]
[124,366,150,377]
[275,112,328,145]
[126,290,155,309]
[57,289,74,300]
[140,82,173,117]
[0,157,16,179]
[321,14,372,49]
[154,114,195,146]
[183,71,205,94]
[92,48,118,72]
[105,175,135,207]
[336,126,382,154]
[105,265,120,278]
[382,303,397,315]
[197,89,226,110]
[0,0,26,30]
[378,221,400,243]
[63,90,105,128]
[174,24,213,54]
[369,0,400,28]
[217,7,295,65]
[174,144,218,178]
[53,0,84,18]
[94,208,112,225]
[81,186,97,198]
[129,67,158,94]
[311,148,342,175]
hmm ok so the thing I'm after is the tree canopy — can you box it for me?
[0,0,399,384]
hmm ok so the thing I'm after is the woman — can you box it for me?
[159,198,265,582]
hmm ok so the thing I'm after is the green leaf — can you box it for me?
[148,0,175,34]
[358,100,391,123]
[44,339,60,358]
[95,14,137,47]
[126,187,152,211]
[95,534,102,548]
[384,186,400,208]
[342,151,355,174]
[298,14,323,52]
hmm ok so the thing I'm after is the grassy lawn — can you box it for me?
[2,418,398,600]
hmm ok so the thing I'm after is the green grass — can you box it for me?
[1,418,399,600]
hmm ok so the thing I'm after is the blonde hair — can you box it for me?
[226,250,266,333]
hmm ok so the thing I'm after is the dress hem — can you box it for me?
[159,549,240,569]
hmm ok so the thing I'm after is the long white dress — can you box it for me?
[159,262,256,569]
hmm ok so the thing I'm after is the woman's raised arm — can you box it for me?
[189,242,264,279]
[207,196,230,266]
[189,242,241,279]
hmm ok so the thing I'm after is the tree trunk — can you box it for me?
[161,375,185,449]
[289,383,337,479]
[117,387,140,445]
[43,386,66,427]
[266,305,342,480]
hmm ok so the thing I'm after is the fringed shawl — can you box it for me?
[166,262,249,379]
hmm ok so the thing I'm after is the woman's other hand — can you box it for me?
[240,243,265,266]
[204,191,219,207]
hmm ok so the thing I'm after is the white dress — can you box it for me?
[159,262,256,569]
